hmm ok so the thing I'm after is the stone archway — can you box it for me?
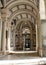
[14,21,32,51]
[0,0,43,56]
[6,0,40,55]
[10,19,36,52]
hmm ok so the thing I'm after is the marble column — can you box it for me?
[36,24,38,51]
[1,9,7,51]
[37,14,43,57]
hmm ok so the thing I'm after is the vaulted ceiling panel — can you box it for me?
[22,14,27,18]
[33,9,37,16]
[28,14,31,19]
[17,15,21,20]
[19,5,25,9]
[11,6,18,12]
[32,17,35,24]
[26,5,32,11]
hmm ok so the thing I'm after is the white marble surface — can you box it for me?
[0,58,46,65]
[0,54,46,65]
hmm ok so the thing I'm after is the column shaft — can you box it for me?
[1,9,7,52]
[1,21,6,51]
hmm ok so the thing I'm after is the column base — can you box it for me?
[38,48,43,57]
[0,50,9,56]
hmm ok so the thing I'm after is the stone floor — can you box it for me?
[0,54,39,60]
[0,54,46,65]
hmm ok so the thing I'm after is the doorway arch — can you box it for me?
[11,20,36,51]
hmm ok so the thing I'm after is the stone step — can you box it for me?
[8,51,39,57]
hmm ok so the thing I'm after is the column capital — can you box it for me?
[1,8,7,17]
[1,8,7,22]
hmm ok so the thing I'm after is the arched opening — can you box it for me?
[9,20,36,52]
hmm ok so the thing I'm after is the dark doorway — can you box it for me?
[25,39,30,51]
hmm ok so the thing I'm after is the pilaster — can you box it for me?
[0,10,2,51]
[37,13,43,57]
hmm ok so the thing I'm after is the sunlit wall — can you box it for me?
[40,0,46,19]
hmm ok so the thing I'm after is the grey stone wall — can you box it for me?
[41,20,46,57]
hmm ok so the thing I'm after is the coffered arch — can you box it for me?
[16,20,32,31]
[8,11,37,25]
[5,0,39,10]
[5,0,38,24]
[10,12,36,24]
[13,19,35,33]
